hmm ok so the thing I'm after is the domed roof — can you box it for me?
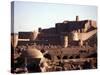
[27,47,43,58]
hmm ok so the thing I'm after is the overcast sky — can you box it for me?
[12,1,97,33]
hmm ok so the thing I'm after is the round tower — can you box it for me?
[61,36,68,48]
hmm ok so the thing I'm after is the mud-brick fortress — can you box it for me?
[17,16,97,47]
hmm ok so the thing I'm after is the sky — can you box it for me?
[12,1,97,33]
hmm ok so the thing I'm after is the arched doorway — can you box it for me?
[63,55,68,59]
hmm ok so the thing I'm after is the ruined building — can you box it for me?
[18,16,97,47]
